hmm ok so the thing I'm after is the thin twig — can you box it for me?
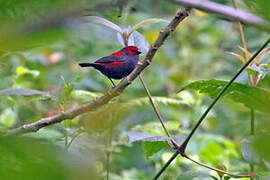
[232,0,247,55]
[139,75,171,138]
[153,38,270,180]
[6,8,191,136]
[184,154,252,178]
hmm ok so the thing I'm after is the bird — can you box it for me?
[79,46,141,87]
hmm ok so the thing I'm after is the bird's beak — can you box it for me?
[137,51,142,55]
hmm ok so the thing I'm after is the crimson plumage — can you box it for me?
[79,46,141,86]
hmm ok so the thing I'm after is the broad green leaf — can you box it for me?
[177,170,216,180]
[254,133,270,161]
[87,16,122,33]
[0,88,49,96]
[179,79,270,112]
[241,138,260,164]
[142,141,167,158]
[128,18,168,37]
[199,141,223,165]
[0,136,98,180]
[0,136,68,180]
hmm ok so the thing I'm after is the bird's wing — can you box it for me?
[94,56,126,64]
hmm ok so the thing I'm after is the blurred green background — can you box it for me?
[0,0,270,179]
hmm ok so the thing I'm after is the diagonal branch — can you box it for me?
[170,0,269,29]
[6,8,191,136]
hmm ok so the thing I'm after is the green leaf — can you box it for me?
[0,136,68,180]
[246,68,260,76]
[127,96,187,107]
[142,141,167,158]
[246,64,265,78]
[16,66,40,78]
[128,18,168,37]
[87,16,122,33]
[61,76,74,99]
[199,141,223,165]
[128,131,184,158]
[177,170,216,180]
[223,175,246,179]
[223,176,231,180]
[75,74,83,83]
[63,83,74,97]
[262,63,270,68]
[0,108,16,127]
[241,138,260,164]
[179,79,270,112]
[0,88,49,96]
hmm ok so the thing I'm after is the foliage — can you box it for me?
[179,79,270,112]
[0,0,270,180]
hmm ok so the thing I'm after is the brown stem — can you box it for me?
[6,8,191,136]
[139,75,176,143]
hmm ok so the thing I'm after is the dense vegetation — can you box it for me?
[0,0,270,179]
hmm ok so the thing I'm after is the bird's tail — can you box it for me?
[79,63,97,68]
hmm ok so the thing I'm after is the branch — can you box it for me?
[171,0,269,28]
[139,75,172,138]
[6,8,191,136]
[184,154,252,178]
